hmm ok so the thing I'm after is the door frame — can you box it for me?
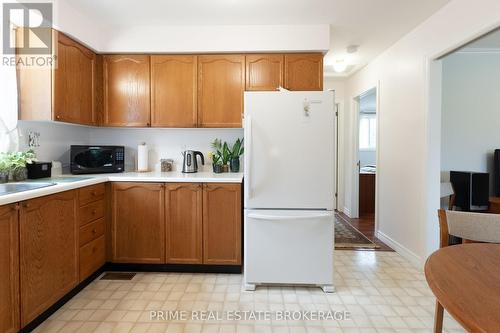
[351,85,380,235]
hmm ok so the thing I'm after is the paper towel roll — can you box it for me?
[137,143,148,172]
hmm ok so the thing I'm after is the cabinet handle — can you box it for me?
[23,203,30,208]
[55,115,61,120]
[92,209,97,214]
[92,229,96,234]
[91,191,97,196]
[147,123,151,127]
[13,204,20,211]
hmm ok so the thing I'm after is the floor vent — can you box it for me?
[100,272,136,280]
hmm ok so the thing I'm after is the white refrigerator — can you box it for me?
[243,91,335,293]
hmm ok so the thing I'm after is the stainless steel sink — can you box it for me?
[0,182,56,196]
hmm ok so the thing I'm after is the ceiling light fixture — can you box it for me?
[347,45,359,54]
[333,60,347,73]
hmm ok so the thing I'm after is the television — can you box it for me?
[450,171,489,211]
[495,150,500,196]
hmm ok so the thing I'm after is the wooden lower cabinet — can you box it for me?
[79,236,105,280]
[203,183,242,265]
[19,191,78,326]
[165,183,203,264]
[0,204,20,333]
[112,182,165,263]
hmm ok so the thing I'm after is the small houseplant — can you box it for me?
[8,149,37,181]
[0,153,11,183]
[211,139,232,173]
[229,138,244,172]
[208,151,223,173]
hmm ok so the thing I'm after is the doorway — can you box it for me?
[357,88,377,219]
[344,87,386,247]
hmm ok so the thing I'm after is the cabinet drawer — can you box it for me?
[79,184,105,206]
[79,236,105,281]
[79,200,105,226]
[79,218,105,246]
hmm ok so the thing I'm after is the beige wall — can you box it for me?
[343,0,500,266]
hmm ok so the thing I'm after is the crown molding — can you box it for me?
[456,47,500,54]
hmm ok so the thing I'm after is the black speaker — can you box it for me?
[450,171,489,211]
[494,150,500,196]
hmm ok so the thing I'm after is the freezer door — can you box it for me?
[244,209,334,287]
[244,91,335,210]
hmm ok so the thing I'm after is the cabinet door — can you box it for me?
[19,191,78,326]
[203,183,242,265]
[151,55,197,127]
[53,32,96,125]
[165,183,202,264]
[112,183,165,263]
[103,55,151,127]
[198,55,245,128]
[0,204,20,333]
[284,53,323,91]
[245,54,283,91]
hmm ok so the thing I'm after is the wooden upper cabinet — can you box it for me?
[246,54,283,91]
[0,204,20,333]
[198,55,245,128]
[112,182,165,263]
[19,191,78,326]
[18,29,98,125]
[53,32,97,125]
[103,55,151,127]
[165,183,203,264]
[203,183,242,265]
[284,53,324,91]
[151,55,197,127]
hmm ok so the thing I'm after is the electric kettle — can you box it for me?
[182,150,204,173]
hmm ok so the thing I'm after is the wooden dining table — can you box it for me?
[424,243,500,333]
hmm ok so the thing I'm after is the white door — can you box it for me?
[244,209,334,286]
[244,91,335,210]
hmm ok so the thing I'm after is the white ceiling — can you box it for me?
[65,0,450,78]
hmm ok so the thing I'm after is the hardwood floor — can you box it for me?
[337,212,394,251]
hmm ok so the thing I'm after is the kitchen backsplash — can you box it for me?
[88,127,243,172]
[17,121,244,172]
[17,121,90,172]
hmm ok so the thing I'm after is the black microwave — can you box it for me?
[70,145,125,174]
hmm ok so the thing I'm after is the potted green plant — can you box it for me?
[8,149,37,181]
[229,138,244,172]
[211,139,232,173]
[220,142,231,172]
[0,153,11,183]
[209,151,223,173]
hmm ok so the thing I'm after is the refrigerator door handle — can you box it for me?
[247,213,331,220]
[244,115,253,199]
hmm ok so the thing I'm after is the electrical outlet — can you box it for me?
[28,131,40,148]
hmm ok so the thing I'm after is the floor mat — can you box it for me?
[335,215,380,249]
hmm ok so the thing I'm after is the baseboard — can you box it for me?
[376,230,422,268]
[343,206,351,217]
[106,262,242,274]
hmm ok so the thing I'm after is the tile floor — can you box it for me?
[34,251,465,333]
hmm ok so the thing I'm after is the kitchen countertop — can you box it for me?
[0,171,243,206]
